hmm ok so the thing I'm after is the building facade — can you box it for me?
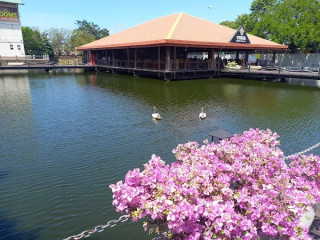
[0,0,25,60]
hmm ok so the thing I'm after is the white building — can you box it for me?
[0,0,25,60]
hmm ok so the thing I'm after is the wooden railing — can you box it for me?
[96,59,217,71]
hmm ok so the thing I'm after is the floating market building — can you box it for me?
[77,13,288,80]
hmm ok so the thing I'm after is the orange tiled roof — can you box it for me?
[76,13,287,51]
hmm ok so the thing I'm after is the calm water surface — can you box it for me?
[0,70,320,240]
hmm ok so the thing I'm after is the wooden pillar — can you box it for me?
[158,46,161,78]
[218,49,221,71]
[245,51,249,67]
[158,46,160,70]
[166,46,171,71]
[112,49,115,67]
[211,49,215,70]
[236,51,239,64]
[127,48,130,67]
[134,49,137,69]
[105,49,108,65]
[272,51,276,68]
[174,46,177,70]
[173,46,177,79]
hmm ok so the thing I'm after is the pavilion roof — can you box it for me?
[77,13,287,51]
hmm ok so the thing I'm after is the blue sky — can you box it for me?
[19,0,253,34]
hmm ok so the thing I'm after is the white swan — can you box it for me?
[152,106,162,120]
[199,107,206,120]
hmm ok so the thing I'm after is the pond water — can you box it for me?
[0,70,320,240]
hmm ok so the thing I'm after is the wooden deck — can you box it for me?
[0,64,319,81]
[222,68,320,81]
[0,64,95,71]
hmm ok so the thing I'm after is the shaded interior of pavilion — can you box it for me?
[84,46,281,72]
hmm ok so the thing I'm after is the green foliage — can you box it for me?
[220,0,320,52]
[234,14,255,33]
[227,61,237,67]
[22,27,54,56]
[270,0,320,52]
[250,0,277,15]
[220,21,237,29]
[75,20,109,39]
[69,20,109,50]
[22,20,109,55]
[46,28,71,55]
[69,29,96,51]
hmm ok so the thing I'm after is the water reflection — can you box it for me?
[0,74,36,159]
[78,72,320,143]
[0,71,319,240]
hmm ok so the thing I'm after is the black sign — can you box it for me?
[230,25,250,44]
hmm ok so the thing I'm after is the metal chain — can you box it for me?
[64,215,129,240]
[282,141,320,160]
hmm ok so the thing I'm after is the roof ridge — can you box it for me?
[166,12,183,40]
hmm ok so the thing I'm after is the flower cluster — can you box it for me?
[110,129,320,240]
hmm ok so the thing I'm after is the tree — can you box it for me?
[75,20,109,39]
[69,29,96,51]
[220,21,237,29]
[250,0,277,16]
[270,0,320,52]
[40,32,54,57]
[219,0,320,52]
[22,26,41,55]
[221,14,256,33]
[69,20,109,52]
[22,27,54,56]
[46,28,71,55]
[234,14,255,33]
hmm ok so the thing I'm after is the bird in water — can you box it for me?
[199,107,206,120]
[152,106,162,120]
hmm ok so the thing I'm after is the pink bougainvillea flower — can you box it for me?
[110,129,319,240]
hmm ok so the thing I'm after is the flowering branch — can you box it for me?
[110,129,320,240]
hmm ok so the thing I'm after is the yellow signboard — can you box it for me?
[0,6,19,22]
